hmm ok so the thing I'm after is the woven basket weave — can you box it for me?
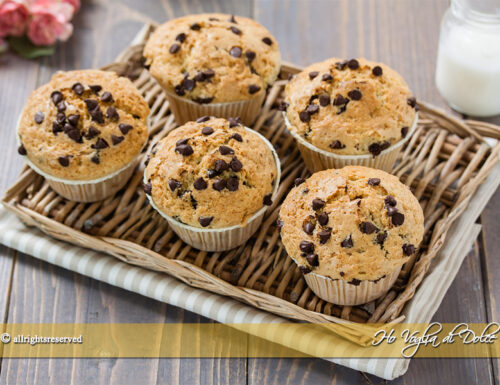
[3,23,500,332]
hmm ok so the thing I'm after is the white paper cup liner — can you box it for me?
[303,267,402,306]
[164,89,266,126]
[283,112,418,173]
[145,126,281,252]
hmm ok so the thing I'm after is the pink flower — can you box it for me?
[61,0,80,15]
[0,0,30,37]
[28,0,74,45]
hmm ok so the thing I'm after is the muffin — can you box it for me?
[17,69,150,202]
[278,166,424,305]
[144,116,280,251]
[143,13,281,125]
[283,58,418,172]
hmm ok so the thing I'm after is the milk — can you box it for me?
[435,24,500,117]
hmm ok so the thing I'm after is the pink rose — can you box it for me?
[0,0,30,37]
[62,0,80,15]
[28,0,74,45]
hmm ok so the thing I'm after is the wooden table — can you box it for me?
[0,1,499,384]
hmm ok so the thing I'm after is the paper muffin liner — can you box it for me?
[164,89,266,126]
[145,126,281,252]
[283,112,418,173]
[302,267,402,306]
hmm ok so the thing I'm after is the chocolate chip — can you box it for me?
[119,123,133,135]
[230,157,242,172]
[196,116,210,123]
[193,177,208,190]
[360,221,378,234]
[175,144,194,156]
[347,89,362,100]
[51,91,63,105]
[386,206,398,216]
[306,104,319,114]
[67,114,80,126]
[176,138,189,146]
[58,155,70,167]
[56,112,66,124]
[402,244,416,255]
[407,97,417,108]
[57,101,66,112]
[299,241,314,253]
[349,279,361,286]
[174,85,185,96]
[90,107,104,123]
[169,179,182,191]
[376,231,387,246]
[91,153,100,164]
[17,144,27,155]
[391,212,405,226]
[368,143,382,156]
[84,99,98,110]
[219,145,234,155]
[329,140,345,149]
[228,15,237,23]
[207,169,218,179]
[85,126,100,140]
[52,122,63,134]
[89,85,102,94]
[71,82,83,95]
[169,43,180,54]
[245,50,256,62]
[213,179,226,191]
[190,23,201,31]
[231,133,243,142]
[248,84,261,94]
[312,198,325,210]
[176,32,186,43]
[34,112,44,124]
[303,221,315,235]
[306,254,319,267]
[381,141,390,150]
[230,26,241,35]
[202,69,215,78]
[230,46,242,58]
[322,73,333,81]
[263,193,273,206]
[143,182,152,195]
[339,271,345,277]
[333,94,349,106]
[106,107,119,120]
[308,71,319,80]
[299,109,311,123]
[91,138,109,149]
[65,125,82,143]
[199,216,214,227]
[262,37,273,45]
[385,196,397,207]
[214,159,229,173]
[317,212,329,226]
[193,72,206,82]
[318,229,331,244]
[347,59,359,69]
[319,94,330,107]
[226,176,239,191]
[228,117,241,127]
[111,135,124,145]
[368,178,380,186]
[372,66,383,76]
[335,60,348,70]
[201,126,214,136]
[294,178,305,187]
[299,266,311,274]
[401,126,409,138]
[341,235,353,248]
[181,78,195,91]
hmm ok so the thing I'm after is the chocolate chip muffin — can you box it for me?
[143,14,281,125]
[17,69,150,201]
[144,116,279,231]
[278,166,424,305]
[282,58,418,172]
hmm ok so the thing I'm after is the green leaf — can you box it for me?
[7,35,55,59]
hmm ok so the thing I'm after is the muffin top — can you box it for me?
[143,13,281,103]
[17,70,150,181]
[278,166,424,282]
[283,58,417,156]
[144,117,279,228]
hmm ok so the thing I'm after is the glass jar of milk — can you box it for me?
[435,0,500,117]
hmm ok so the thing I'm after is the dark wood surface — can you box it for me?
[0,0,499,384]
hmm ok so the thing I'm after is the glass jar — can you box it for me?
[435,0,500,117]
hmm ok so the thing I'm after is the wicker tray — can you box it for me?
[3,24,500,330]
